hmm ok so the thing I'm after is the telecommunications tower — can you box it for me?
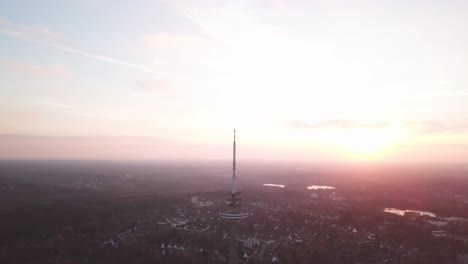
[219,129,248,264]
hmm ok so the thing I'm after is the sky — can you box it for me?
[1,0,468,162]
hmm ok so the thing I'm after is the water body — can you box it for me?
[307,185,335,190]
[262,184,285,188]
[383,208,436,217]
[383,208,468,223]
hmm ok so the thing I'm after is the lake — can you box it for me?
[307,185,335,190]
[383,208,436,217]
[262,183,285,188]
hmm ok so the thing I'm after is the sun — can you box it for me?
[331,128,402,159]
[343,131,386,155]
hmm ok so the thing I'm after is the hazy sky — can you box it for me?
[1,0,468,162]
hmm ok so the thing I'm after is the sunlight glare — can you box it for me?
[327,127,404,159]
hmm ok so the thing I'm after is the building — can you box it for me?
[191,196,199,205]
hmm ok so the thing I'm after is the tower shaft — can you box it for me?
[232,129,237,194]
[220,129,247,264]
[229,221,238,264]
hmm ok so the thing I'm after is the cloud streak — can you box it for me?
[406,121,468,134]
[2,59,72,77]
[290,119,468,135]
[289,120,388,130]
[0,17,156,74]
[135,79,172,92]
[48,43,156,74]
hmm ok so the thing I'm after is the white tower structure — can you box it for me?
[232,129,237,194]
[219,130,248,264]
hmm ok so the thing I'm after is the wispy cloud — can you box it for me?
[290,119,468,135]
[143,33,209,51]
[135,79,172,92]
[2,59,72,78]
[161,0,219,39]
[143,32,216,67]
[0,134,162,142]
[38,102,74,110]
[0,17,156,74]
[48,43,157,74]
[406,121,468,134]
[387,79,468,98]
[289,120,388,130]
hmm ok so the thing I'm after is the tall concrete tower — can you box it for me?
[219,130,248,264]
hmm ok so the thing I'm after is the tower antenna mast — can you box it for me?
[232,129,236,194]
[219,129,249,264]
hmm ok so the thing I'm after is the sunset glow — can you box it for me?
[2,2,468,264]
[1,1,468,162]
[334,127,404,158]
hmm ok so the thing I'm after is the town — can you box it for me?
[102,186,468,263]
[1,161,468,263]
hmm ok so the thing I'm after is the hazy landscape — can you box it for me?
[1,161,467,263]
